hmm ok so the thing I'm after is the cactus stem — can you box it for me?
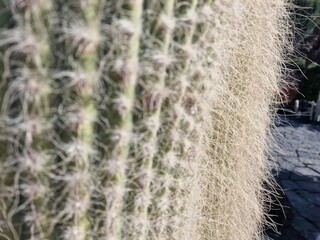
[93,0,143,238]
[123,0,175,239]
[51,1,102,239]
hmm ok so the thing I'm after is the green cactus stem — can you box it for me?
[122,0,175,239]
[147,0,203,238]
[92,0,143,238]
[51,1,102,239]
[0,1,54,239]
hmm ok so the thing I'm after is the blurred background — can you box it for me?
[282,0,320,118]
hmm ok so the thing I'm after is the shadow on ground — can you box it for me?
[266,171,320,240]
[276,115,320,132]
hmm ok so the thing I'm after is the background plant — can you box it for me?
[289,0,320,101]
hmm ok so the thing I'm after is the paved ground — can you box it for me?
[267,117,320,240]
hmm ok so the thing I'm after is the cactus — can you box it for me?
[91,1,143,239]
[50,1,103,239]
[0,0,289,240]
[0,1,54,239]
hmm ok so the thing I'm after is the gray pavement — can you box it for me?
[267,117,320,240]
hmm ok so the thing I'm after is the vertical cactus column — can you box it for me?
[0,5,12,235]
[123,1,175,239]
[148,0,203,238]
[51,1,102,239]
[0,2,12,238]
[171,2,216,238]
[0,1,54,239]
[93,0,142,238]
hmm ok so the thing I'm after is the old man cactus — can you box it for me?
[0,0,289,240]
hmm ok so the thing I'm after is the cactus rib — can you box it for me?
[123,0,175,239]
[0,1,54,239]
[51,1,102,239]
[93,0,143,238]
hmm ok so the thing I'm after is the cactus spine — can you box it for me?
[0,1,289,240]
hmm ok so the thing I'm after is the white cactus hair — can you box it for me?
[192,0,292,239]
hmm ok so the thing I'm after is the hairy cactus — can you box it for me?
[0,0,289,240]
